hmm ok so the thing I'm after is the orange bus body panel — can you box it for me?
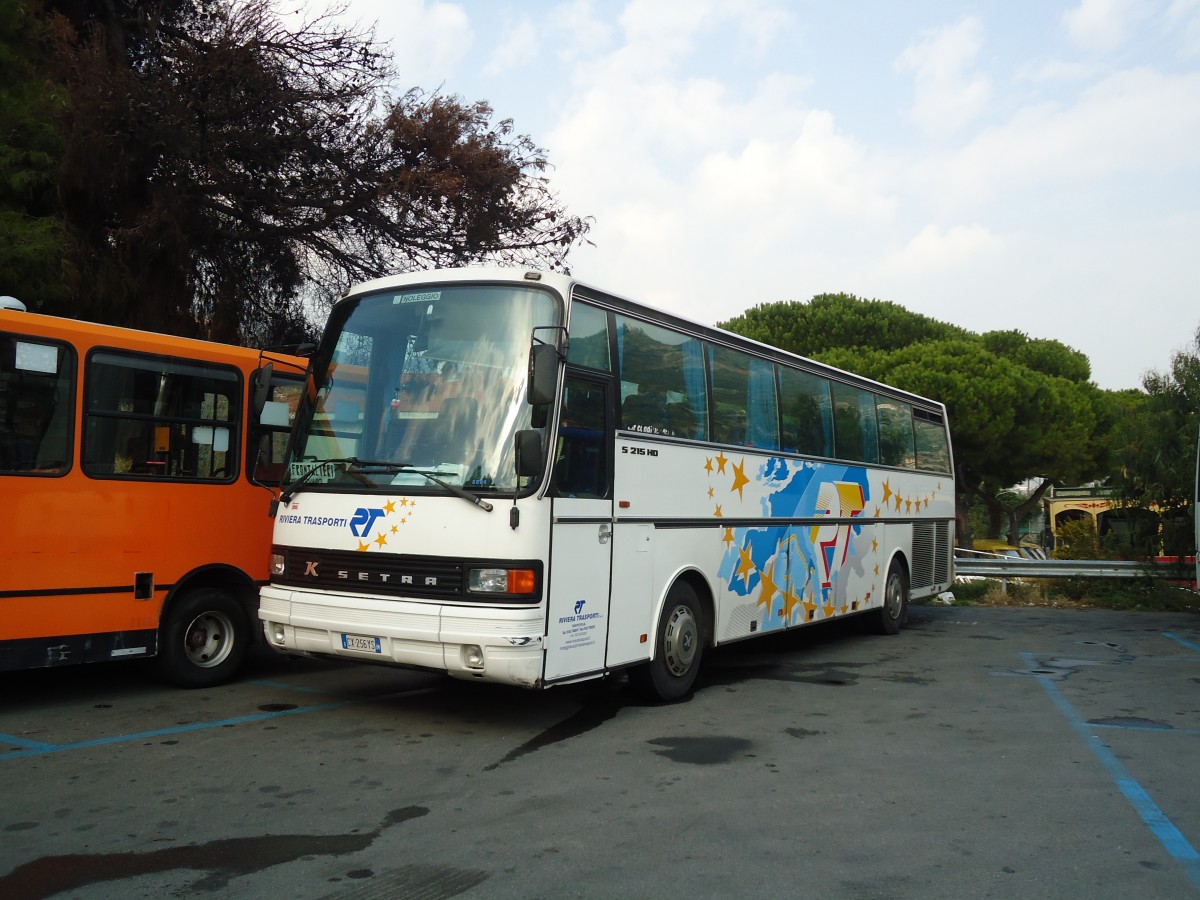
[0,308,304,679]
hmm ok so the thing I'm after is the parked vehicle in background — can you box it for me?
[0,298,306,686]
[259,268,956,701]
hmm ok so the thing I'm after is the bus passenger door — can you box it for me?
[544,375,612,682]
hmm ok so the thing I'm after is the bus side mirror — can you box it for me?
[527,343,558,407]
[251,362,274,416]
[515,429,543,478]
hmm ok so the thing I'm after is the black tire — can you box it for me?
[155,588,250,688]
[632,581,704,702]
[866,563,909,635]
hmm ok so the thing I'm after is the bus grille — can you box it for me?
[912,521,951,589]
[275,549,465,600]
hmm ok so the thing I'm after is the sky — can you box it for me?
[328,0,1200,392]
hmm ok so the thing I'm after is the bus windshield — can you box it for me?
[288,281,559,494]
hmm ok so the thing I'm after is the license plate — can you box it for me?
[341,633,382,653]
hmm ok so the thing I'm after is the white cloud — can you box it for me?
[882,224,1004,280]
[484,18,537,76]
[547,1,618,63]
[1166,0,1200,57]
[1062,0,1153,54]
[895,16,991,136]
[911,68,1200,213]
[350,0,473,88]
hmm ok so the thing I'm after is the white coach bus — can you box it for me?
[259,268,955,700]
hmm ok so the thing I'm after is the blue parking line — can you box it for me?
[0,684,436,761]
[0,700,353,760]
[1021,651,1200,890]
[1164,632,1200,654]
[0,733,56,752]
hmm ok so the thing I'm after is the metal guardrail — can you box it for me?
[954,557,1192,579]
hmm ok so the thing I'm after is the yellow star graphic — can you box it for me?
[894,494,903,512]
[398,498,409,507]
[714,504,723,518]
[882,480,893,506]
[722,527,736,546]
[704,457,714,474]
[384,499,396,514]
[905,498,913,513]
[757,561,779,609]
[736,546,756,584]
[391,525,399,534]
[375,532,388,548]
[802,595,819,621]
[707,487,714,498]
[715,451,728,474]
[871,537,878,553]
[783,584,801,619]
[731,458,750,500]
[356,541,370,552]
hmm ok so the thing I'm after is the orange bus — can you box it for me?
[0,298,306,686]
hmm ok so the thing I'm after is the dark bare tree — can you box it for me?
[41,0,590,345]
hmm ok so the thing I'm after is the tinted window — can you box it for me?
[615,316,707,440]
[914,408,952,473]
[831,382,879,464]
[779,367,833,457]
[876,398,916,468]
[0,333,75,475]
[84,351,240,480]
[709,344,778,449]
[567,301,611,371]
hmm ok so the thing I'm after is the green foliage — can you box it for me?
[1111,326,1200,549]
[0,1,69,307]
[721,293,966,358]
[1052,517,1117,560]
[948,577,1199,613]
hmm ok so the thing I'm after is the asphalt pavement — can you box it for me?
[1,604,1198,899]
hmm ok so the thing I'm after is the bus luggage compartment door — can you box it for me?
[544,497,612,681]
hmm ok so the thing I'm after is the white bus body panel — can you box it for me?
[611,435,954,644]
[262,491,553,686]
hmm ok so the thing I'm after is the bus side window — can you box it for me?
[0,335,75,475]
[614,315,707,439]
[779,367,833,457]
[1,336,75,475]
[251,376,301,485]
[84,351,240,481]
[554,377,608,498]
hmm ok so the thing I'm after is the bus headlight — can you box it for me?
[269,551,286,577]
[464,644,485,669]
[468,567,537,596]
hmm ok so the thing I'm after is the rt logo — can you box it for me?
[574,600,586,614]
[350,507,386,537]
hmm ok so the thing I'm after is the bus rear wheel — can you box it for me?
[632,582,704,702]
[865,563,909,635]
[156,588,250,688]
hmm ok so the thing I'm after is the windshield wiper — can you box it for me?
[271,457,494,515]
[343,458,495,513]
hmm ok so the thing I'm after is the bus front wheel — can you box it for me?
[632,582,704,702]
[156,588,250,688]
[866,563,909,635]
